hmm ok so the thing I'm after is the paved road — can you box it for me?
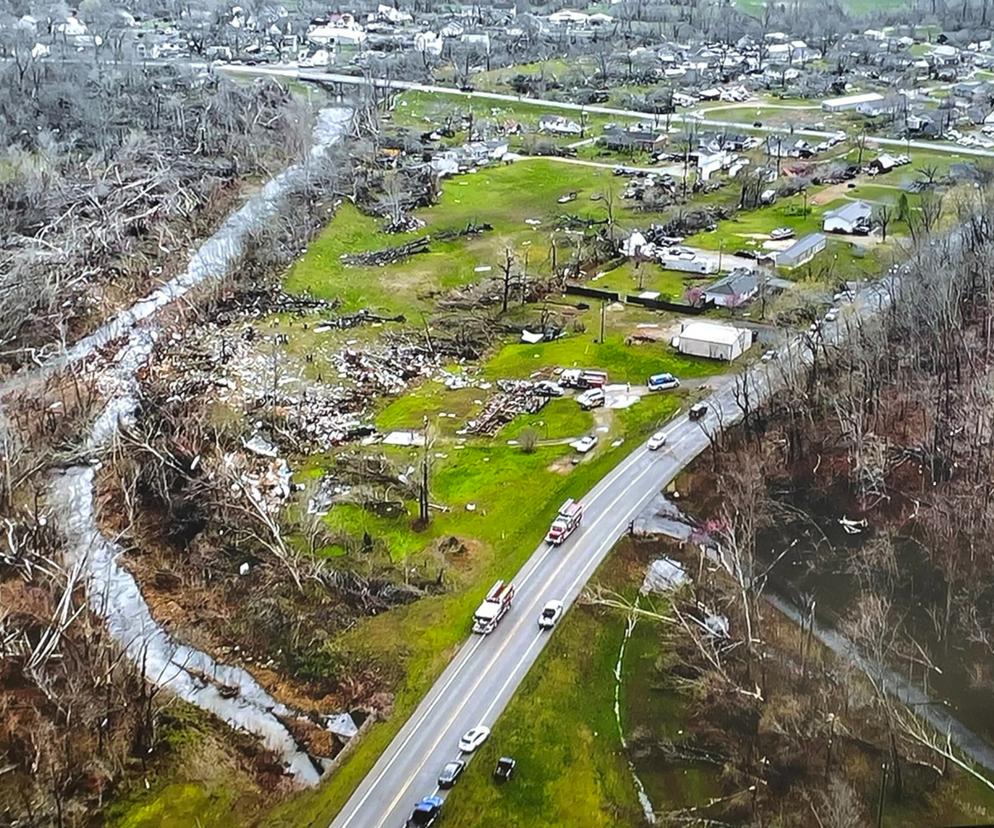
[221,64,994,160]
[325,274,905,828]
[327,323,847,828]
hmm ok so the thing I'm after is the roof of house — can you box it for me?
[778,233,827,261]
[704,269,759,296]
[823,92,885,107]
[824,200,872,223]
[680,321,751,346]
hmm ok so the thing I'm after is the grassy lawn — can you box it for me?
[595,260,700,300]
[484,332,716,384]
[440,538,656,828]
[264,394,684,828]
[688,195,823,252]
[390,90,635,141]
[285,159,624,315]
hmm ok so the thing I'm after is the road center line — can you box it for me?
[368,447,679,827]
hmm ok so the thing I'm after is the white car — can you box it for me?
[647,431,667,451]
[538,600,564,629]
[459,725,491,753]
[824,308,839,323]
[761,349,778,363]
[571,435,599,454]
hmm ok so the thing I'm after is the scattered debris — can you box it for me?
[641,557,690,594]
[464,380,548,436]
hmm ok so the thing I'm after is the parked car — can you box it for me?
[494,756,517,782]
[824,308,839,322]
[689,403,708,421]
[647,372,680,391]
[576,388,605,410]
[406,795,443,827]
[761,349,778,363]
[571,435,599,454]
[437,760,466,789]
[769,227,795,241]
[647,431,667,451]
[459,725,491,753]
[535,380,564,397]
[538,600,564,629]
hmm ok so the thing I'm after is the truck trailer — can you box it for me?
[472,580,515,634]
[545,498,584,545]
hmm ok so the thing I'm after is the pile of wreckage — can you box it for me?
[331,340,438,396]
[340,223,492,268]
[621,170,677,202]
[462,379,549,437]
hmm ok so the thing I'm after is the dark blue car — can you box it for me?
[406,795,442,827]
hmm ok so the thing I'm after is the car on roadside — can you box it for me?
[761,349,778,363]
[437,760,466,789]
[571,435,599,454]
[494,756,517,782]
[647,431,667,451]
[824,308,839,323]
[538,600,564,629]
[406,795,442,827]
[459,725,491,753]
[689,402,708,421]
[647,372,680,392]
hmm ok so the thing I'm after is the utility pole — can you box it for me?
[599,299,606,343]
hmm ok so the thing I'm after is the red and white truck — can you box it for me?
[545,498,584,545]
[472,580,515,634]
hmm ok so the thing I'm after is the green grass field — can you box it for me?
[285,160,621,314]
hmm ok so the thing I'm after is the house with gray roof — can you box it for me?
[823,201,872,235]
[768,233,827,269]
[702,268,759,308]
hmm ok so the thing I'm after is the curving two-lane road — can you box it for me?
[329,372,762,828]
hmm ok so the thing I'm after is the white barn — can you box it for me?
[673,321,753,361]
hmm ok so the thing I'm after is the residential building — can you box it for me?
[823,201,873,234]
[539,114,583,136]
[822,92,885,112]
[770,233,827,268]
[702,269,760,308]
[601,125,666,152]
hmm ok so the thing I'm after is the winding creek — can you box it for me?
[38,106,354,786]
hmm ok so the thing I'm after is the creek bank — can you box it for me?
[45,108,355,786]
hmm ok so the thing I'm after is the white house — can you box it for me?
[822,92,885,112]
[702,269,760,308]
[539,114,583,135]
[673,321,753,361]
[308,18,366,46]
[823,201,872,234]
[547,9,590,25]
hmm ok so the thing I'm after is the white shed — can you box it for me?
[673,321,753,361]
